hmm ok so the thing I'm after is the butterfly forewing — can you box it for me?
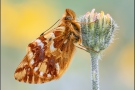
[14,26,76,84]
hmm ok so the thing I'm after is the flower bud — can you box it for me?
[79,9,117,52]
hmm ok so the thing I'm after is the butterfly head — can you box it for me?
[63,9,76,21]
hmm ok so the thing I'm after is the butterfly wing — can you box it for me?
[14,26,76,84]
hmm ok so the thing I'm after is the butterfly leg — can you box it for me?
[76,19,98,25]
[75,44,89,53]
[75,44,99,53]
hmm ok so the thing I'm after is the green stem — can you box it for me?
[90,51,100,90]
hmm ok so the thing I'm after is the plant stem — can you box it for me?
[90,51,100,90]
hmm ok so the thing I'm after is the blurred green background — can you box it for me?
[1,0,134,90]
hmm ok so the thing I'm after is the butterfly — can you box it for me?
[14,8,91,84]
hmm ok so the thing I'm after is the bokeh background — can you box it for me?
[1,0,134,90]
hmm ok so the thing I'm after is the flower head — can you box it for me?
[79,9,117,53]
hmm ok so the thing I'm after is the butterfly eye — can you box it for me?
[65,16,72,20]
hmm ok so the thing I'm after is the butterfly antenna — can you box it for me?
[40,19,60,36]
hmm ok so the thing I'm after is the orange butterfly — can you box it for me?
[14,9,89,84]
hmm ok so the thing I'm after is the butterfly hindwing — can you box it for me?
[14,26,76,84]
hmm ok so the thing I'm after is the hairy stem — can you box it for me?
[90,51,100,90]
